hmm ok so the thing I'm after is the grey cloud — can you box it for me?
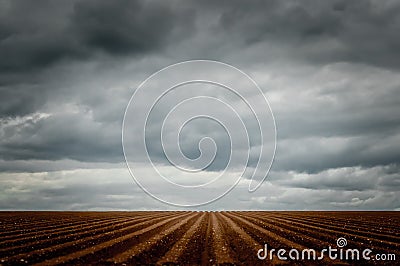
[1,167,398,210]
[0,0,194,73]
[0,111,122,162]
[215,0,400,69]
[0,182,145,211]
[0,159,125,173]
[273,133,400,174]
[0,1,80,73]
[273,165,400,192]
[70,0,194,56]
[0,0,195,117]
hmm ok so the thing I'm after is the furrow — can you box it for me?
[232,212,332,249]
[273,213,400,238]
[264,213,400,249]
[211,212,235,264]
[246,212,400,256]
[0,214,169,257]
[1,212,181,265]
[225,212,305,250]
[156,212,206,265]
[109,212,199,264]
[30,212,191,266]
[0,217,126,247]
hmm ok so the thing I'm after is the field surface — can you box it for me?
[0,211,398,265]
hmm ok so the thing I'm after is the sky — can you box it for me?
[0,0,399,210]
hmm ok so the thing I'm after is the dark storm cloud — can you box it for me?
[0,112,122,162]
[0,178,147,210]
[273,164,400,192]
[0,0,193,73]
[0,84,43,117]
[273,134,400,174]
[70,0,194,56]
[0,159,124,173]
[0,0,195,117]
[0,1,77,73]
[215,0,400,69]
[1,0,399,170]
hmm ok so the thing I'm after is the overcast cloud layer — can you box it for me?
[0,0,399,210]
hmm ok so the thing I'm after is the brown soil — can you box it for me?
[0,211,398,265]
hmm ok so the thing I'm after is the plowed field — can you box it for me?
[0,211,398,265]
